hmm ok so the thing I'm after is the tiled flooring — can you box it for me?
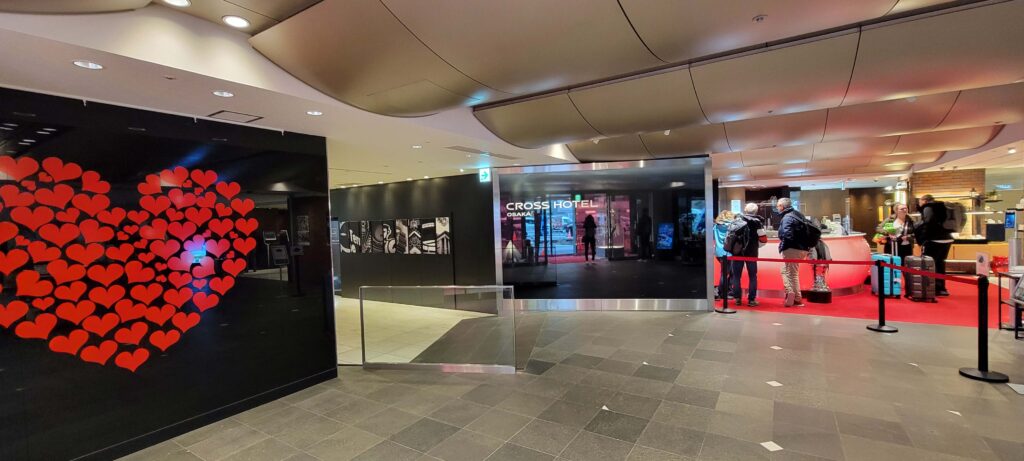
[123,309,1023,461]
[335,297,490,364]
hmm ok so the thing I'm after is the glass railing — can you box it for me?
[357,285,516,373]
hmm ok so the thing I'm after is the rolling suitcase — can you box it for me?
[870,254,901,297]
[904,255,937,302]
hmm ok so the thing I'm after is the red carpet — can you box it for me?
[727,281,1013,328]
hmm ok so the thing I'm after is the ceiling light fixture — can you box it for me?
[412,145,422,149]
[0,126,12,131]
[423,175,429,179]
[3,123,19,127]
[1009,147,1018,154]
[664,130,671,136]
[752,14,767,23]
[459,168,465,173]
[72,60,103,70]
[36,130,50,135]
[162,0,191,7]
[42,127,55,131]
[306,110,323,116]
[377,181,383,184]
[212,90,234,98]
[22,139,35,143]
[406,177,412,181]
[222,15,250,29]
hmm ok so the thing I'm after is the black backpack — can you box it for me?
[724,218,751,255]
[789,211,822,249]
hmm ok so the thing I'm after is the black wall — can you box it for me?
[330,174,496,295]
[0,88,336,460]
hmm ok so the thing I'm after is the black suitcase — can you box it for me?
[904,255,937,303]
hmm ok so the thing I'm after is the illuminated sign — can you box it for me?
[478,168,491,183]
[504,199,596,217]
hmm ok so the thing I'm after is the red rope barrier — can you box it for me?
[725,255,980,286]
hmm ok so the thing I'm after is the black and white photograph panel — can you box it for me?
[370,221,385,254]
[407,218,423,254]
[395,219,409,255]
[435,216,451,255]
[359,220,372,253]
[339,221,359,253]
[420,218,437,255]
[381,220,397,254]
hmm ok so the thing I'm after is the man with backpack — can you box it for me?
[914,194,954,296]
[776,198,821,307]
[726,203,767,306]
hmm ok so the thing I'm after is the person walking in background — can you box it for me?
[776,198,811,307]
[727,203,766,306]
[877,202,915,260]
[915,194,953,296]
[713,210,735,300]
[582,213,597,262]
[637,208,653,260]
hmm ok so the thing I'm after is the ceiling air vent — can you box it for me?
[208,110,263,124]
[444,145,519,160]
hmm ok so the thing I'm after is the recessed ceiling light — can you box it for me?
[127,127,147,132]
[306,110,323,116]
[406,177,412,181]
[42,128,55,131]
[36,130,50,134]
[377,181,383,184]
[212,137,228,142]
[412,145,422,149]
[18,142,30,146]
[162,0,191,7]
[222,15,250,29]
[0,126,12,131]
[3,123,18,127]
[663,130,671,136]
[423,175,429,179]
[73,60,103,70]
[212,90,234,98]
[752,14,767,23]
[1009,147,1018,154]
[22,139,35,143]
[459,168,465,173]
[513,163,520,166]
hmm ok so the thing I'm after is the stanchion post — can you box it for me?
[959,275,1009,383]
[715,257,736,314]
[868,260,898,333]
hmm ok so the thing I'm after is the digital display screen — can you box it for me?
[1006,212,1016,229]
[656,223,674,250]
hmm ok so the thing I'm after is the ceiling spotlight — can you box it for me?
[222,15,250,29]
[162,0,191,6]
[212,90,234,98]
[592,138,600,144]
[306,110,323,116]
[423,175,429,179]
[18,142,30,146]
[459,168,465,173]
[752,14,767,23]
[406,177,412,181]
[42,127,55,131]
[36,130,50,134]
[22,139,36,143]
[377,181,383,184]
[412,145,422,149]
[0,126,11,131]
[3,123,18,127]
[72,60,103,70]
[1009,147,1018,154]
[663,130,671,136]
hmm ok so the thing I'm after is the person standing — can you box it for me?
[876,203,915,260]
[637,208,653,261]
[713,211,735,300]
[914,194,953,296]
[582,213,597,262]
[776,198,810,307]
[728,203,766,306]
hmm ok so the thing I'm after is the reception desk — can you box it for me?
[714,233,871,298]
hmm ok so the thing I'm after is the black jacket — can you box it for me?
[915,201,953,242]
[778,207,811,252]
[732,214,764,257]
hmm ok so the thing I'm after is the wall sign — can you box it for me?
[0,157,257,373]
[338,217,451,254]
[478,168,491,183]
[504,199,597,217]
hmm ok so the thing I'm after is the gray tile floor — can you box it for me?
[121,310,1024,461]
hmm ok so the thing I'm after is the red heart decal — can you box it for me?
[1,156,258,372]
[49,329,89,356]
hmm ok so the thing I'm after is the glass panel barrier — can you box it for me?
[358,285,516,373]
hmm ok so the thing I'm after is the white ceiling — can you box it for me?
[0,5,574,188]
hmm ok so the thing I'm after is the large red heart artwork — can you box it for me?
[0,156,257,372]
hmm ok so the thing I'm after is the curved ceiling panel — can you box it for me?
[740,145,813,167]
[619,0,894,63]
[0,0,149,13]
[823,91,957,141]
[227,0,320,21]
[711,152,744,169]
[868,151,942,165]
[812,137,899,160]
[249,0,508,116]
[724,110,827,151]
[566,136,651,162]
[749,164,807,178]
[891,126,1000,155]
[640,124,730,158]
[568,69,705,137]
[691,33,859,123]
[172,0,281,34]
[888,0,957,15]
[938,82,1024,130]
[845,1,1024,105]
[474,93,599,149]
[804,158,873,175]
[380,0,661,95]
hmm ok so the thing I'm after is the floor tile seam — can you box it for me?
[227,410,344,461]
[193,430,273,461]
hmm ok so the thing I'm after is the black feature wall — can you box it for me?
[330,174,497,294]
[0,87,335,460]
